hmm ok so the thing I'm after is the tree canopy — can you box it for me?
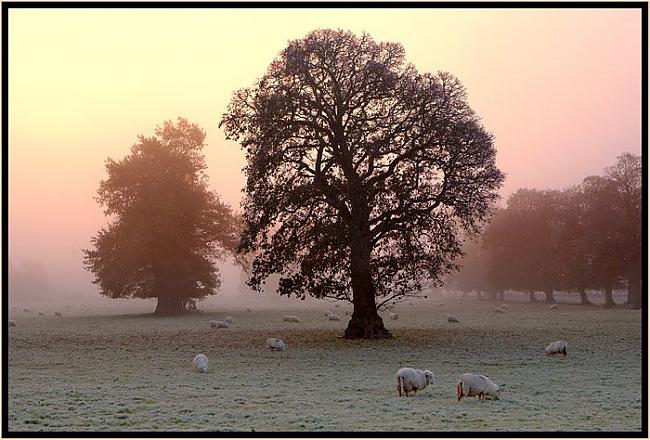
[221,29,504,337]
[84,118,241,314]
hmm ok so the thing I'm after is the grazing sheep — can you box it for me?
[447,315,459,323]
[328,314,341,321]
[549,303,558,310]
[545,340,568,356]
[38,312,45,316]
[23,309,30,313]
[500,304,509,310]
[9,320,16,327]
[54,311,62,317]
[210,320,229,329]
[192,353,209,373]
[437,302,445,307]
[246,308,252,312]
[224,316,235,325]
[494,306,505,313]
[389,312,399,320]
[457,301,463,305]
[283,315,301,323]
[456,373,500,401]
[395,367,435,397]
[266,337,286,351]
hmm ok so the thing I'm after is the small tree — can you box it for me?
[605,153,642,308]
[221,29,503,338]
[84,118,241,315]
[483,189,561,303]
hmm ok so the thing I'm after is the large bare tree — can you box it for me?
[221,29,504,338]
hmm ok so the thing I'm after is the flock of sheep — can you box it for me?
[192,310,569,401]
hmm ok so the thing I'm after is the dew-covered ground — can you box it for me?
[7,295,643,432]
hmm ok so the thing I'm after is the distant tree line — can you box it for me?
[447,153,642,308]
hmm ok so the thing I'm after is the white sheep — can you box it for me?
[395,367,435,397]
[548,303,558,310]
[328,314,341,321]
[456,373,500,401]
[23,309,30,313]
[500,304,509,310]
[545,340,568,356]
[437,302,445,307]
[210,320,229,329]
[447,315,459,323]
[389,312,399,320]
[246,308,252,312]
[193,353,209,373]
[266,337,286,351]
[283,315,301,323]
[38,312,45,316]
[54,311,62,316]
[224,316,235,325]
[494,306,505,313]
[9,320,16,327]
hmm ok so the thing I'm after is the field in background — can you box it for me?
[7,297,642,432]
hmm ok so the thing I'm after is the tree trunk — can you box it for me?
[544,289,555,303]
[626,277,641,309]
[154,295,184,315]
[604,282,615,307]
[578,287,590,305]
[529,290,537,303]
[344,231,391,339]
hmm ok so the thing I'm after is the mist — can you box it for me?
[8,8,641,309]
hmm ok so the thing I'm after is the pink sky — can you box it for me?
[8,8,642,299]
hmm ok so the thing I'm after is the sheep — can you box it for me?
[54,311,62,317]
[324,311,331,317]
[545,340,568,356]
[192,353,209,373]
[282,315,301,323]
[224,316,235,325]
[328,314,341,321]
[9,320,16,327]
[246,308,252,312]
[395,367,435,397]
[437,302,445,307]
[447,315,459,323]
[548,303,558,310]
[494,306,505,313]
[210,320,229,329]
[500,304,510,310]
[38,312,45,316]
[389,312,399,320]
[456,373,500,401]
[266,337,286,351]
[23,309,30,313]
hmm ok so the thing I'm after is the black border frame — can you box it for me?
[2,1,647,437]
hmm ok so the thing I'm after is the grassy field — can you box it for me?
[7,297,643,432]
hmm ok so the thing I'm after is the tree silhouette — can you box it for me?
[84,118,241,315]
[221,29,504,338]
[605,153,642,308]
[483,189,561,303]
